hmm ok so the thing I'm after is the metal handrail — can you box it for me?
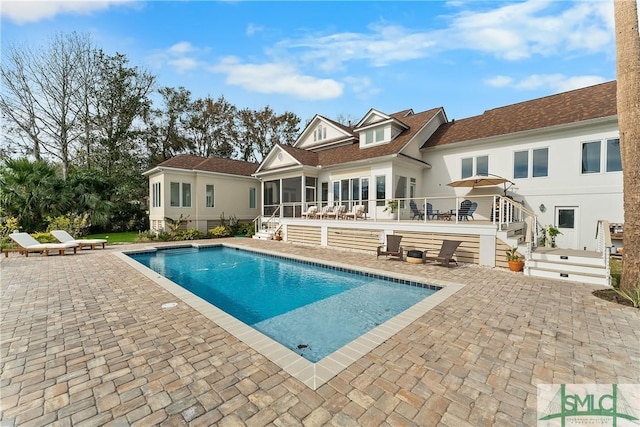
[255,205,281,235]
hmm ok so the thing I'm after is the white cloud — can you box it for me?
[210,57,343,100]
[485,76,514,88]
[1,0,137,24]
[444,0,614,60]
[246,23,264,37]
[277,23,437,71]
[146,42,206,74]
[486,74,607,93]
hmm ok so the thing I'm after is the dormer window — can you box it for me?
[364,128,385,145]
[313,125,327,142]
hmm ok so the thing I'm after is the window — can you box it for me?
[582,141,601,174]
[321,182,328,204]
[170,182,191,207]
[514,151,528,179]
[205,185,214,208]
[152,182,161,207]
[476,156,488,176]
[461,158,473,178]
[313,125,326,142]
[182,183,191,207]
[170,182,180,207]
[606,138,622,172]
[376,176,385,206]
[532,148,548,177]
[514,148,548,179]
[395,176,407,208]
[361,178,369,203]
[581,138,621,174]
[249,188,256,209]
[364,127,385,145]
[462,156,488,178]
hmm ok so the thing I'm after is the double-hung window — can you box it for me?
[152,182,161,207]
[513,148,548,179]
[462,155,488,178]
[170,182,191,207]
[581,138,621,174]
[205,185,214,208]
[249,188,257,209]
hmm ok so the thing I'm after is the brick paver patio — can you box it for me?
[1,238,639,426]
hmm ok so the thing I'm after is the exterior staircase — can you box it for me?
[497,222,526,248]
[525,247,610,286]
[253,229,274,240]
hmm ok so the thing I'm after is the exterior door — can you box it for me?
[554,207,579,249]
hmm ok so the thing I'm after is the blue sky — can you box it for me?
[1,1,622,124]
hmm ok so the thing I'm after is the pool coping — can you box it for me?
[116,242,464,390]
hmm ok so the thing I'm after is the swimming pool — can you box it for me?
[128,246,438,362]
[119,243,463,389]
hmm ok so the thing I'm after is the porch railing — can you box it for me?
[264,195,535,230]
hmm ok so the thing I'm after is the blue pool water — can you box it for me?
[128,246,438,362]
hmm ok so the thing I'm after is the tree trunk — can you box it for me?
[614,0,640,291]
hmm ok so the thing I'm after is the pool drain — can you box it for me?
[161,302,178,309]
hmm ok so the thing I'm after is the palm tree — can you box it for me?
[0,158,65,232]
[614,0,640,291]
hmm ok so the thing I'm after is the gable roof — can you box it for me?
[317,108,442,167]
[278,108,440,169]
[423,81,617,148]
[153,154,259,176]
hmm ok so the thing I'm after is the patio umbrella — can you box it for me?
[447,174,514,195]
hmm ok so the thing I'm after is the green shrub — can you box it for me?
[135,231,155,242]
[0,217,20,247]
[173,228,205,241]
[156,231,172,241]
[46,213,90,237]
[30,232,57,243]
[209,226,231,238]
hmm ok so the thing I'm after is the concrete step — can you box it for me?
[253,231,273,240]
[527,259,607,276]
[528,267,610,286]
[530,252,603,266]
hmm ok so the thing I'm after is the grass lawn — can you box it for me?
[85,231,139,244]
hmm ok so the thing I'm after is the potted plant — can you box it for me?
[541,225,562,248]
[505,247,524,272]
[273,229,282,241]
[382,199,399,219]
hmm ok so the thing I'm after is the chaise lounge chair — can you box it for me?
[51,230,107,249]
[377,235,404,260]
[424,240,462,267]
[9,232,79,256]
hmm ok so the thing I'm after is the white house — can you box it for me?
[146,81,621,283]
[143,155,260,233]
[421,80,620,252]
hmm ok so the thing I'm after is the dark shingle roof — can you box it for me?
[315,108,442,167]
[156,155,259,176]
[423,81,617,148]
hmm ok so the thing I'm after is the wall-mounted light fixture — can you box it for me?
[539,204,546,213]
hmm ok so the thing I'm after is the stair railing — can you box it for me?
[255,205,281,235]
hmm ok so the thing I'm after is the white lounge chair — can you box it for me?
[344,205,366,220]
[301,206,318,219]
[50,230,107,250]
[9,232,78,256]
